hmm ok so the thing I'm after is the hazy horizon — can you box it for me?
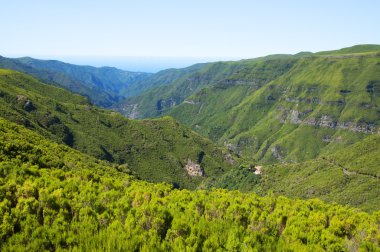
[2,54,243,73]
[2,0,379,65]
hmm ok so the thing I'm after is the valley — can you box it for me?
[0,44,379,250]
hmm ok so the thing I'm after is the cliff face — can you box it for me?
[278,109,378,134]
[184,159,205,177]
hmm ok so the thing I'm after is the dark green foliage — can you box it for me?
[0,69,236,189]
[0,117,379,251]
[211,165,261,191]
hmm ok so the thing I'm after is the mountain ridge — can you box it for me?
[0,69,238,189]
[0,55,153,107]
[113,45,379,164]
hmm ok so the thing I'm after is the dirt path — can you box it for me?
[322,157,379,180]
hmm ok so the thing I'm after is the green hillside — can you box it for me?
[1,117,379,251]
[108,45,380,212]
[116,57,298,118]
[315,44,380,56]
[0,69,236,189]
[212,135,380,212]
[0,56,152,107]
[113,63,208,118]
[164,48,380,165]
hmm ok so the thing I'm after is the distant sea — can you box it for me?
[48,56,239,73]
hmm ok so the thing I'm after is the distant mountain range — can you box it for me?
[0,56,153,107]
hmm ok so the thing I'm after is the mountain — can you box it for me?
[1,65,380,212]
[0,117,379,250]
[0,69,237,189]
[0,56,152,107]
[316,44,380,56]
[113,62,215,118]
[168,49,380,163]
[212,134,380,212]
[114,53,325,118]
[117,45,380,163]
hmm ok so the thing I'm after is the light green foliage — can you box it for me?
[0,118,379,251]
[118,45,379,167]
[213,135,380,212]
[166,52,380,165]
[118,57,297,118]
[0,69,236,189]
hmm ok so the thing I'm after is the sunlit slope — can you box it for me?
[212,135,380,212]
[0,117,379,250]
[168,51,380,163]
[0,69,236,189]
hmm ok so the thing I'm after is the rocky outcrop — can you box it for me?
[128,104,139,119]
[156,98,179,112]
[117,103,139,119]
[224,142,241,157]
[17,95,35,112]
[184,159,205,177]
[254,165,262,175]
[289,110,301,124]
[271,146,282,160]
[183,100,199,105]
[285,97,321,105]
[322,135,332,142]
[223,153,235,165]
[279,109,378,134]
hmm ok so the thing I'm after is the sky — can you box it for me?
[1,0,380,72]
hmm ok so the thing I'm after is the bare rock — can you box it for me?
[271,145,282,160]
[290,110,301,124]
[254,165,262,175]
[184,159,205,177]
[16,95,35,112]
[223,153,235,165]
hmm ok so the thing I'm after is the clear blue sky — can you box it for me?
[1,0,379,69]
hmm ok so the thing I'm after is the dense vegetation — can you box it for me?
[114,46,380,164]
[1,118,380,251]
[0,69,237,189]
[165,48,380,164]
[0,56,152,107]
[211,135,380,212]
[115,57,298,118]
[0,45,379,250]
[112,45,380,212]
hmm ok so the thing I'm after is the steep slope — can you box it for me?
[165,47,380,164]
[0,69,236,189]
[116,57,298,118]
[113,63,207,118]
[0,56,152,107]
[0,118,379,250]
[212,135,380,212]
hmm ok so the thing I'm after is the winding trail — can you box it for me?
[322,157,380,180]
